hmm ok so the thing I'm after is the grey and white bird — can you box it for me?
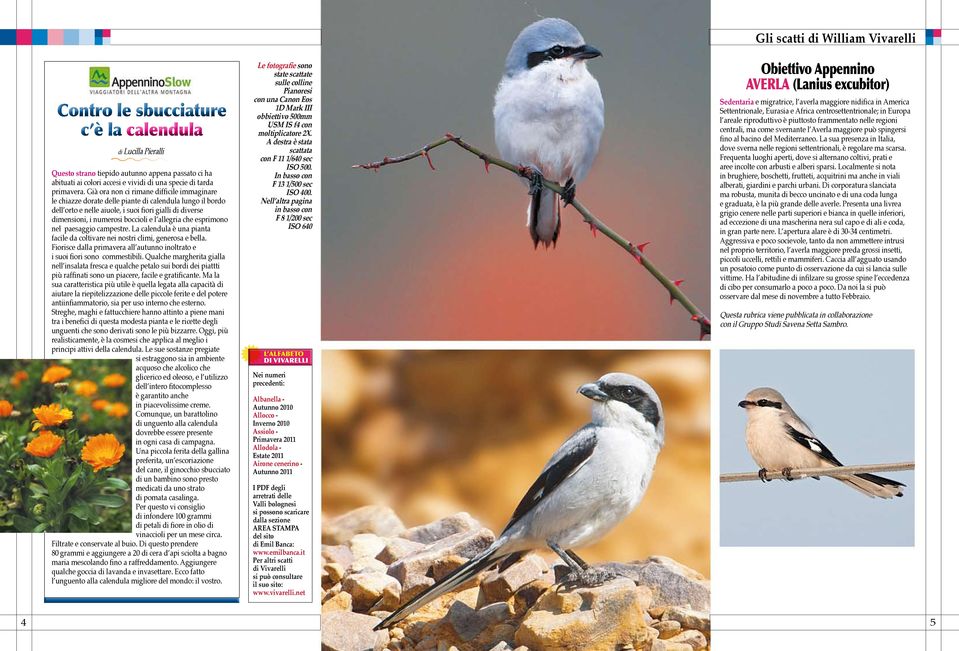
[375,372,664,630]
[493,17,605,248]
[738,387,904,498]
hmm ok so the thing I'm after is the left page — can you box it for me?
[1,1,320,648]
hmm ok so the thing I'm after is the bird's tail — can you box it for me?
[374,543,506,631]
[834,472,905,499]
[528,186,561,248]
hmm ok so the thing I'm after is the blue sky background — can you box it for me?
[720,349,916,547]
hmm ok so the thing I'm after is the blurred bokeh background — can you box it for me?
[322,350,709,576]
[322,0,709,340]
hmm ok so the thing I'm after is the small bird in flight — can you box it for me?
[493,17,605,248]
[738,387,904,498]
[375,372,664,630]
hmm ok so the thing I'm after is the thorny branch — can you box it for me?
[354,133,711,339]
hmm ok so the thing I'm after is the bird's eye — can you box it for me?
[621,386,637,398]
[550,45,565,56]
[757,399,768,406]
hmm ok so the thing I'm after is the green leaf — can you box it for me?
[32,522,48,533]
[67,502,95,521]
[62,469,82,495]
[12,515,37,532]
[104,478,129,491]
[88,494,126,508]
[68,516,90,533]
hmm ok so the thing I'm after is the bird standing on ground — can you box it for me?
[375,372,665,631]
[738,387,904,498]
[493,18,605,248]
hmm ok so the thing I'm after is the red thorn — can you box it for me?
[699,330,707,341]
[589,223,598,238]
[691,315,700,322]
[637,241,651,254]
[445,132,456,139]
[484,159,490,174]
[422,150,436,171]
[669,279,685,305]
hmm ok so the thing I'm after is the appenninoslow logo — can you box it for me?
[89,66,110,87]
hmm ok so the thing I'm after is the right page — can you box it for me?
[712,0,939,648]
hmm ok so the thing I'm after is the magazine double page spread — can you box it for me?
[0,1,953,650]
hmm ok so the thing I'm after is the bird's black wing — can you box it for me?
[501,428,597,534]
[785,424,843,466]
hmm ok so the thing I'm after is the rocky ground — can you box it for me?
[322,506,710,651]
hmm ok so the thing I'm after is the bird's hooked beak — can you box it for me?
[738,400,754,409]
[573,44,602,60]
[578,382,609,402]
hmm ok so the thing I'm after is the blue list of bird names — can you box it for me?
[248,348,314,602]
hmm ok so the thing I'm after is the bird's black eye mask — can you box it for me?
[756,399,783,409]
[527,44,586,69]
[599,382,661,428]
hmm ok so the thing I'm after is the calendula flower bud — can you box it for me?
[54,382,70,393]
[33,504,44,517]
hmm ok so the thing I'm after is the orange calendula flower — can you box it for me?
[32,403,74,430]
[74,380,98,397]
[24,430,65,458]
[102,373,126,388]
[108,402,129,418]
[0,399,13,417]
[91,399,110,411]
[41,365,72,384]
[11,370,28,387]
[82,433,125,472]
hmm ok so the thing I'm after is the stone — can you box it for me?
[481,554,551,602]
[401,512,482,544]
[348,557,389,576]
[387,528,495,596]
[381,579,402,611]
[322,611,390,651]
[596,556,710,611]
[445,600,511,641]
[377,537,427,564]
[398,572,436,603]
[652,641,693,651]
[652,619,682,639]
[510,579,553,615]
[476,625,518,650]
[342,572,402,612]
[323,505,406,545]
[322,590,353,614]
[432,554,470,582]
[660,607,710,635]
[325,562,346,584]
[515,578,655,651]
[350,533,388,560]
[670,630,708,650]
[322,544,355,568]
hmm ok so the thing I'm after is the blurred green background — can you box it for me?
[322,0,709,340]
[322,350,710,576]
